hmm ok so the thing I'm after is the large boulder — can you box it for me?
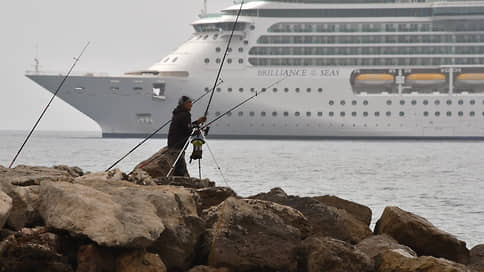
[375,206,470,264]
[204,197,311,272]
[375,249,472,272]
[0,190,12,228]
[1,183,42,230]
[155,176,214,189]
[196,187,237,211]
[356,234,416,260]
[75,171,204,272]
[314,195,372,226]
[134,147,188,178]
[0,165,76,186]
[0,227,74,272]
[250,188,372,244]
[116,250,167,272]
[470,244,484,272]
[298,236,374,272]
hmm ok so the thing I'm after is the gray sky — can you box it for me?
[0,0,230,131]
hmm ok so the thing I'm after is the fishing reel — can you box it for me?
[189,126,205,163]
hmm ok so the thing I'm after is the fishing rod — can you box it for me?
[105,79,224,172]
[203,0,244,118]
[9,42,90,169]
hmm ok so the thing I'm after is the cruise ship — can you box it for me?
[27,0,484,139]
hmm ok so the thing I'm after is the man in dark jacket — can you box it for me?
[167,96,206,176]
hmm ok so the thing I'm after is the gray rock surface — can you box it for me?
[298,236,374,272]
[375,206,470,264]
[0,165,75,186]
[204,197,311,272]
[134,147,189,178]
[0,190,12,228]
[356,234,417,260]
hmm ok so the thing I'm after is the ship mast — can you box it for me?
[201,0,208,17]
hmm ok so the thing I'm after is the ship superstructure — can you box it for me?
[28,0,484,138]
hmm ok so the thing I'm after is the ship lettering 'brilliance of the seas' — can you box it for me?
[27,0,484,139]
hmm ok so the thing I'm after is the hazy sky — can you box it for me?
[0,0,230,131]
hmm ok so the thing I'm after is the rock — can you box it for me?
[53,165,84,178]
[0,165,75,186]
[196,187,237,211]
[375,249,472,272]
[298,236,374,272]
[470,244,484,272]
[116,250,167,272]
[1,183,42,230]
[127,168,156,186]
[134,147,189,178]
[0,190,12,228]
[75,172,204,271]
[375,206,470,264]
[204,197,311,272]
[250,188,372,244]
[356,234,416,260]
[76,244,116,272]
[39,181,165,248]
[155,176,215,189]
[0,227,74,272]
[186,266,231,272]
[314,195,372,226]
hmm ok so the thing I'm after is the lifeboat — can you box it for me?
[455,73,484,86]
[354,74,394,86]
[406,73,446,87]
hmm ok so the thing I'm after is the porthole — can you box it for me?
[399,111,405,117]
[239,88,244,92]
[238,111,243,116]
[447,111,452,117]
[227,59,232,64]
[318,88,323,93]
[272,112,277,117]
[424,111,429,117]
[306,88,311,93]
[470,100,476,105]
[228,88,233,92]
[216,47,221,52]
[250,88,255,93]
[250,25,255,30]
[340,100,346,106]
[435,100,440,105]
[227,48,232,53]
[213,34,218,40]
[435,111,440,117]
[204,58,210,64]
[203,35,209,40]
[163,58,170,63]
[283,112,289,117]
[386,111,391,117]
[261,88,266,92]
[458,111,464,116]
[216,88,221,92]
[261,112,266,117]
[295,88,300,93]
[340,112,346,117]
[329,100,334,106]
[227,112,232,117]
[458,100,464,105]
[423,100,429,105]
[352,112,357,117]
[238,48,243,53]
[386,100,392,105]
[273,88,278,92]
[295,111,300,117]
[317,112,323,117]
[446,100,452,105]
[363,100,368,106]
[204,87,210,92]
[400,100,405,105]
[363,112,368,117]
[172,57,178,63]
[375,112,380,117]
[250,111,255,117]
[352,100,357,106]
[470,111,476,117]
[238,59,244,64]
[284,88,289,92]
[329,112,334,117]
[215,112,221,116]
[411,100,417,105]
[306,112,311,117]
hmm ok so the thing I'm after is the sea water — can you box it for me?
[1,130,483,248]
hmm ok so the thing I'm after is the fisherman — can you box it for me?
[167,96,206,176]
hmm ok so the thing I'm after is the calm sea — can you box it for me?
[1,130,483,248]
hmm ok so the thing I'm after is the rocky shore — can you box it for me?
[0,148,483,272]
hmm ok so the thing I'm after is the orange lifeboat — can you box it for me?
[406,73,446,87]
[354,74,394,86]
[455,73,484,86]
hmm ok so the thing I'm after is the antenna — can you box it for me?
[202,0,207,17]
[34,44,40,73]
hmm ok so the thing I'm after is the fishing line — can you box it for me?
[9,42,90,169]
[203,0,244,118]
[106,79,223,172]
[203,136,230,187]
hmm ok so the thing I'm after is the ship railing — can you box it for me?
[25,70,110,77]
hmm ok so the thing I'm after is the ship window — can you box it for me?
[458,100,464,105]
[216,88,221,92]
[203,35,208,40]
[215,112,221,116]
[306,88,311,93]
[458,111,464,116]
[363,112,368,117]
[470,111,476,117]
[295,111,300,116]
[435,100,440,105]
[272,112,278,117]
[295,88,300,92]
[250,111,255,116]
[251,88,255,92]
[329,100,334,106]
[318,112,323,117]
[216,47,221,52]
[152,83,166,99]
[386,100,392,105]
[213,34,218,40]
[386,111,391,117]
[470,100,476,105]
[261,111,266,117]
[239,59,244,64]
[228,88,233,92]
[239,48,243,53]
[239,88,244,92]
[446,100,452,105]
[306,112,311,117]
[205,87,210,92]
[284,88,289,92]
[340,112,346,117]
[262,88,267,92]
[340,100,346,106]
[163,58,170,63]
[424,111,429,117]
[329,112,334,117]
[375,112,380,117]
[238,111,243,116]
[284,111,289,116]
[111,87,119,92]
[227,58,233,64]
[399,112,405,117]
[216,58,221,64]
[273,88,278,92]
[435,111,440,117]
[447,111,452,117]
[136,113,152,124]
[400,100,405,105]
[250,25,255,30]
[352,100,357,106]
[410,100,416,105]
[363,100,368,106]
[423,100,429,105]
[133,87,143,91]
[172,57,178,63]
[204,58,210,64]
[227,112,232,117]
[352,112,357,117]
